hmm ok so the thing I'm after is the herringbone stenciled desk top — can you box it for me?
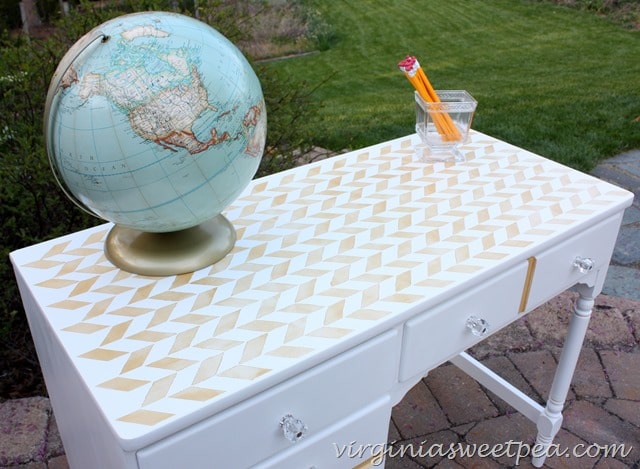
[10,131,631,443]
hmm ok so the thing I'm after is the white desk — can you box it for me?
[11,131,633,468]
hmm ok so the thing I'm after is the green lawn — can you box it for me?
[264,0,639,171]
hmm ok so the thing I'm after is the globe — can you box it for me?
[44,11,267,275]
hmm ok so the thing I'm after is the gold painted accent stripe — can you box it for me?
[519,256,537,313]
[353,452,382,469]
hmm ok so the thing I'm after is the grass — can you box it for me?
[263,0,640,171]
[235,1,318,60]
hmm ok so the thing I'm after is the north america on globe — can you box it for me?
[59,23,263,157]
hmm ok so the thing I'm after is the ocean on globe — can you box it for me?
[44,11,267,233]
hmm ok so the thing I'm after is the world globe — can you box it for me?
[44,11,267,275]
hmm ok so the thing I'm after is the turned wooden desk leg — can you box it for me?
[532,286,595,467]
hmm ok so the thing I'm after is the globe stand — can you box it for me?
[104,214,236,276]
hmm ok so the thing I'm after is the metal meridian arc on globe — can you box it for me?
[44,11,267,275]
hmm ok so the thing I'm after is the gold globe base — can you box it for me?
[104,214,236,276]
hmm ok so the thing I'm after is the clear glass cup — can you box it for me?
[415,90,477,162]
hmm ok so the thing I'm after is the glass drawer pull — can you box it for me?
[280,413,308,443]
[466,316,490,337]
[573,256,595,273]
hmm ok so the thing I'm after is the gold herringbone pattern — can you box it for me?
[17,131,628,438]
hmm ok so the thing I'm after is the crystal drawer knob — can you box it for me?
[573,256,595,273]
[466,316,490,337]
[280,413,308,443]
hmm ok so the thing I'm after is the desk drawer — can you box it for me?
[137,330,399,469]
[399,263,528,382]
[525,216,621,311]
[257,397,391,469]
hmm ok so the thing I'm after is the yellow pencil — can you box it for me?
[400,68,451,137]
[398,56,461,142]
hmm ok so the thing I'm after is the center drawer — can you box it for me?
[137,329,400,469]
[399,262,528,382]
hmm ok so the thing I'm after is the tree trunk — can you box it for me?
[19,0,42,35]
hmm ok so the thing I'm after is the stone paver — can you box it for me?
[0,397,50,467]
[43,416,63,462]
[591,150,640,188]
[44,457,68,469]
[391,430,460,467]
[604,398,640,428]
[385,455,424,469]
[525,294,637,349]
[586,306,638,349]
[563,400,640,466]
[602,264,640,300]
[524,294,575,347]
[391,382,450,439]
[611,227,640,266]
[541,429,593,469]
[3,463,46,469]
[570,348,612,399]
[599,351,640,400]
[465,413,537,466]
[425,365,498,426]
[594,457,633,469]
[479,355,537,414]
[622,307,640,343]
[509,349,566,402]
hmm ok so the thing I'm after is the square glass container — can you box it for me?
[415,90,477,162]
